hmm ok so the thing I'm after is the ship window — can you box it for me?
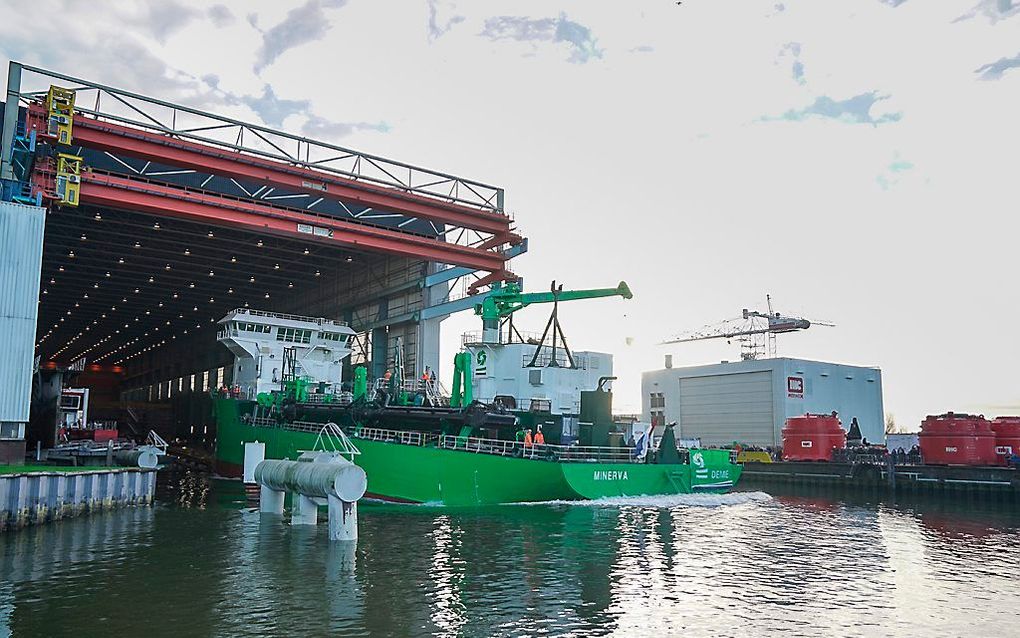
[494,395,517,410]
[529,398,552,413]
[321,332,342,342]
[277,328,312,343]
[649,393,665,409]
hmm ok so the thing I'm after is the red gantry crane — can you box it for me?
[661,295,834,360]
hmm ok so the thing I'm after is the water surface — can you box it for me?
[1,471,1018,637]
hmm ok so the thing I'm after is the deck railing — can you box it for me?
[337,425,638,464]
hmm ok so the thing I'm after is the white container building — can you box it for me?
[641,357,884,447]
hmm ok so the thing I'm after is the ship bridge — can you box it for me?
[0,62,528,455]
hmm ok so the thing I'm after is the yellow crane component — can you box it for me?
[45,85,75,144]
[55,153,83,206]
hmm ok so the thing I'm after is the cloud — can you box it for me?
[876,154,915,190]
[137,1,202,43]
[207,4,236,27]
[955,0,1020,23]
[427,0,465,42]
[975,52,1020,79]
[302,115,391,141]
[237,85,311,128]
[768,92,902,125]
[778,42,805,84]
[880,0,909,7]
[252,0,348,73]
[480,13,604,64]
[630,45,655,54]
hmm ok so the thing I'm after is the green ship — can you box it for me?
[212,283,741,506]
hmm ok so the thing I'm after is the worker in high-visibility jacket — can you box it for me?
[534,425,545,445]
[523,428,534,458]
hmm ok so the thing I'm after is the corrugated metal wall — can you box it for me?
[0,202,45,424]
[679,371,775,446]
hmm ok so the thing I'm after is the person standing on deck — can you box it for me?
[534,425,545,457]
[515,425,526,455]
[524,428,534,458]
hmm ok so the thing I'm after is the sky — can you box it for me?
[2,0,1019,429]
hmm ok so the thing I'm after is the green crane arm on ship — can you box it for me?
[474,280,633,323]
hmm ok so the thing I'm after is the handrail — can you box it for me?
[225,307,348,327]
[13,63,506,213]
[344,425,638,463]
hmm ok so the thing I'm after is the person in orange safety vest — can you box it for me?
[534,425,545,445]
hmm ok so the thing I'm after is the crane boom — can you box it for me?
[476,280,632,321]
[475,280,632,343]
[660,296,833,359]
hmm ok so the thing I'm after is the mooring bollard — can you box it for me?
[252,453,367,540]
[243,441,266,504]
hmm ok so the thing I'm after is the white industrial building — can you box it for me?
[641,357,884,447]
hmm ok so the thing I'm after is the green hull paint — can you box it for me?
[214,399,742,506]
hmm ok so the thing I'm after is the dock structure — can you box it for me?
[1,61,527,460]
[0,467,156,532]
[741,461,1020,502]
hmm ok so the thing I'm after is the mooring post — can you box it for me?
[292,493,318,525]
[259,485,284,515]
[243,441,265,503]
[328,496,358,542]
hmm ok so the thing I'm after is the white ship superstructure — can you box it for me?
[216,308,355,399]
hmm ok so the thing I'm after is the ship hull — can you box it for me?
[214,399,742,506]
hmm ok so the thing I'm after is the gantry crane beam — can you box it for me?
[24,104,518,239]
[32,166,515,274]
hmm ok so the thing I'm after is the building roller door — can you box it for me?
[679,371,774,446]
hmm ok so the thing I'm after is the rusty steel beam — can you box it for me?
[26,104,515,237]
[33,166,514,274]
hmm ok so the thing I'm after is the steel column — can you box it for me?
[1,62,22,181]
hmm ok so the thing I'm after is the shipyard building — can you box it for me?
[0,62,525,460]
[641,358,884,447]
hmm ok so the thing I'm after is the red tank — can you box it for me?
[919,413,997,466]
[991,417,1020,465]
[782,414,846,461]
